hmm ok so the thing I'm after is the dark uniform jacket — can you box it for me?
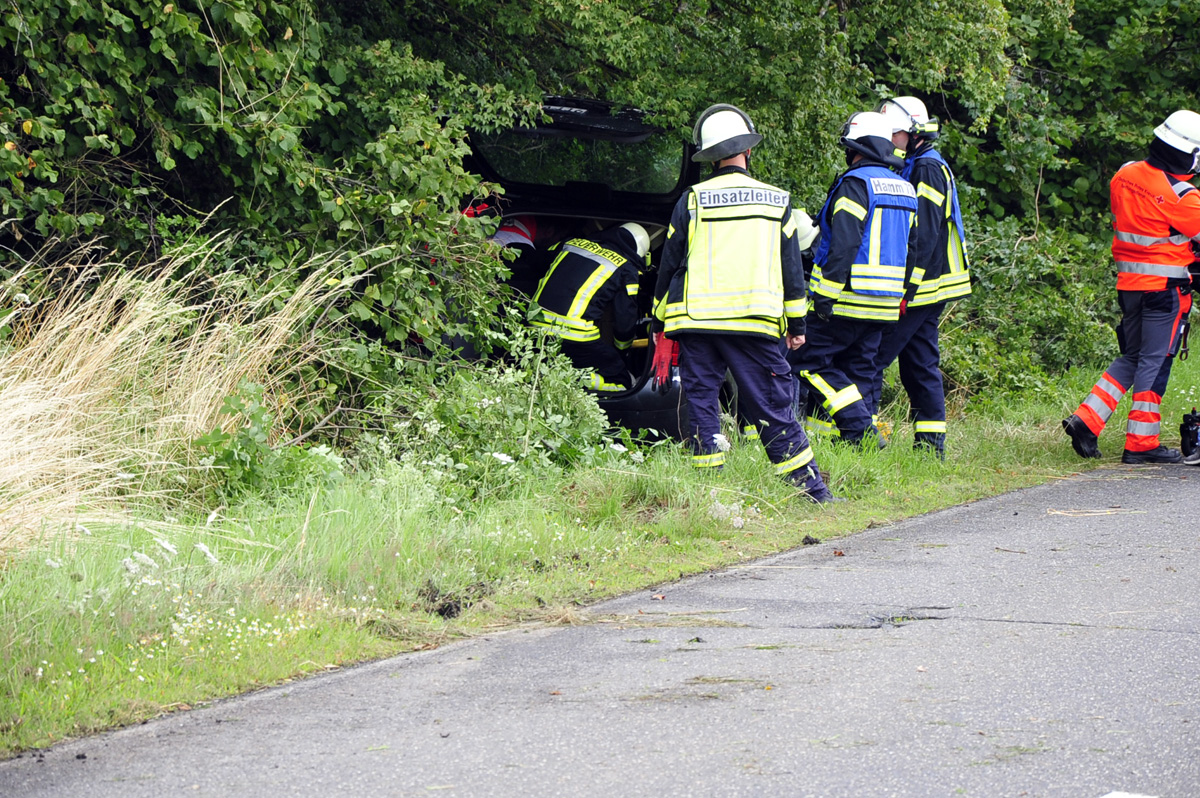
[531,228,641,349]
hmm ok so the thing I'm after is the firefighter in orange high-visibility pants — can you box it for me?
[1064,110,1200,464]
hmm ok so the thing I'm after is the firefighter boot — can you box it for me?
[1062,415,1101,459]
[1121,446,1183,465]
[786,465,841,505]
[914,432,946,461]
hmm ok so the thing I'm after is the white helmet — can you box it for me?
[878,96,940,139]
[792,208,819,252]
[1154,110,1200,171]
[692,104,763,163]
[619,222,651,264]
[840,111,905,168]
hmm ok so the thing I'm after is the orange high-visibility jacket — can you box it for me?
[1111,160,1200,291]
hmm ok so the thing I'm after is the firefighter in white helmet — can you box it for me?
[865,96,971,459]
[789,111,920,448]
[652,104,834,503]
[1064,109,1200,464]
[531,222,650,393]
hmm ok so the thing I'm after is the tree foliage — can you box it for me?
[1,0,1197,416]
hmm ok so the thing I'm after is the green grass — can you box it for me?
[4,359,1198,756]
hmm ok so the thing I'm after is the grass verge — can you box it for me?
[2,364,1160,757]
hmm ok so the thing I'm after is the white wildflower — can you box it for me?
[154,539,178,557]
[195,542,219,564]
[609,443,628,453]
[713,434,731,452]
[132,551,159,569]
[122,558,140,575]
[13,292,30,305]
[491,452,515,465]
[45,558,62,569]
[76,524,91,536]
[116,471,136,481]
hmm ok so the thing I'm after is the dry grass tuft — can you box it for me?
[0,239,347,553]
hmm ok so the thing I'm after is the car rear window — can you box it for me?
[472,115,686,196]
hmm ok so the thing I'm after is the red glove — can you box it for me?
[899,298,908,316]
[651,332,678,391]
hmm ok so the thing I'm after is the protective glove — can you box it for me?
[899,298,908,316]
[651,332,679,392]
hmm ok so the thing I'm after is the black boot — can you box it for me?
[914,432,945,460]
[1062,415,1101,459]
[1121,446,1183,465]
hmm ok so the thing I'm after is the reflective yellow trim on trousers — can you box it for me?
[774,447,815,475]
[692,451,727,469]
[915,420,946,434]
[742,425,761,441]
[803,371,863,414]
[805,414,840,436]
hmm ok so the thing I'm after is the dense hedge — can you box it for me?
[1,0,1195,433]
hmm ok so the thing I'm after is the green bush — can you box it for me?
[940,216,1119,403]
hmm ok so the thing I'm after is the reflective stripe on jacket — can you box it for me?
[903,148,971,306]
[812,164,918,321]
[1111,159,1200,292]
[531,237,639,344]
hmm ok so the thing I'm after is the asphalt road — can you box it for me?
[3,466,1199,797]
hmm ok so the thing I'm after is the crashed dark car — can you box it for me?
[467,97,702,438]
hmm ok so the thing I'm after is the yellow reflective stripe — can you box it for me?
[531,311,600,342]
[742,425,761,441]
[833,196,868,220]
[915,420,946,433]
[805,414,840,436]
[782,213,797,236]
[801,372,863,414]
[774,447,815,475]
[625,283,638,296]
[825,384,862,414]
[692,451,726,468]
[916,181,946,206]
[614,337,632,350]
[784,297,808,317]
[868,207,884,267]
[849,262,904,293]
[653,294,669,321]
[567,263,617,318]
[810,266,844,300]
[663,312,784,338]
[584,373,625,393]
[832,304,900,321]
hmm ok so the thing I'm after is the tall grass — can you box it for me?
[0,239,341,552]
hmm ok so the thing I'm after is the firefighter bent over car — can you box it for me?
[653,104,835,504]
[530,223,650,393]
